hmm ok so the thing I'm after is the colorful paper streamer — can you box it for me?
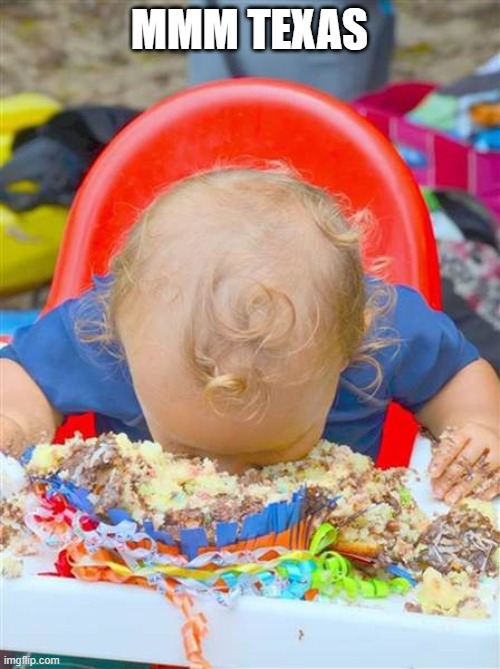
[25,475,415,669]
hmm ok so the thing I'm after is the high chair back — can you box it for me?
[47,79,441,468]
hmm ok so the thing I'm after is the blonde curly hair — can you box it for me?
[80,165,395,419]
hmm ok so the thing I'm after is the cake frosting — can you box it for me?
[1,452,29,499]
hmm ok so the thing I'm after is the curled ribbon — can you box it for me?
[26,487,416,669]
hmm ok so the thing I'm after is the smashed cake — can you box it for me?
[21,432,499,581]
[23,433,427,558]
[2,432,499,620]
[0,453,40,558]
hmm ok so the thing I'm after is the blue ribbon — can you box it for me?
[43,475,96,515]
[386,563,417,586]
[20,444,36,466]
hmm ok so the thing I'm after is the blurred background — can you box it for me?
[1,0,499,369]
[2,0,498,107]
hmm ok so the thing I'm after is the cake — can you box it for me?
[0,453,40,558]
[1,454,36,548]
[21,433,423,558]
[408,507,499,577]
[20,432,499,578]
[407,567,491,619]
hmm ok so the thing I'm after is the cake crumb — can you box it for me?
[404,601,422,613]
[459,498,497,525]
[415,567,489,618]
[8,536,40,557]
[1,553,24,578]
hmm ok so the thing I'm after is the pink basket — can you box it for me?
[353,82,500,219]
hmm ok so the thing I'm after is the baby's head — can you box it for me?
[107,167,367,469]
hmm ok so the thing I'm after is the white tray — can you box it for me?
[2,438,499,668]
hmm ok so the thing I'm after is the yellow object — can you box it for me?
[0,203,67,295]
[0,134,13,166]
[0,93,61,134]
[26,442,66,474]
[0,93,67,295]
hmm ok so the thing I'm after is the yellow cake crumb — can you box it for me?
[27,443,66,474]
[459,498,497,526]
[416,567,489,618]
[0,553,23,578]
[138,440,165,465]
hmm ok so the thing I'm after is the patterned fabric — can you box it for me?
[438,236,500,373]
[438,240,500,331]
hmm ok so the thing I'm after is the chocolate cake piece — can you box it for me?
[408,508,500,577]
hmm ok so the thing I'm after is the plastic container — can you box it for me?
[353,82,500,219]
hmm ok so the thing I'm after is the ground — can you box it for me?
[0,0,499,308]
[1,0,499,107]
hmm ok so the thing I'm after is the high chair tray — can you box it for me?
[3,438,498,669]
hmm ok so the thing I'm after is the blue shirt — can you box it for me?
[0,279,478,460]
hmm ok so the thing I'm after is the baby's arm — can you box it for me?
[387,284,499,504]
[1,359,62,457]
[416,359,499,504]
[1,281,142,460]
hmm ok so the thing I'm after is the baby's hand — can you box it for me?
[428,423,499,505]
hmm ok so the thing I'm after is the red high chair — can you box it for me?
[47,79,440,469]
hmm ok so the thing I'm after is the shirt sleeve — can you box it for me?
[0,280,142,424]
[389,285,480,412]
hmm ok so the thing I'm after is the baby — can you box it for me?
[1,167,498,505]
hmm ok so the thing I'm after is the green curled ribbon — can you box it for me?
[307,523,413,601]
[105,521,413,604]
[311,551,351,591]
[340,575,411,599]
[309,522,339,555]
